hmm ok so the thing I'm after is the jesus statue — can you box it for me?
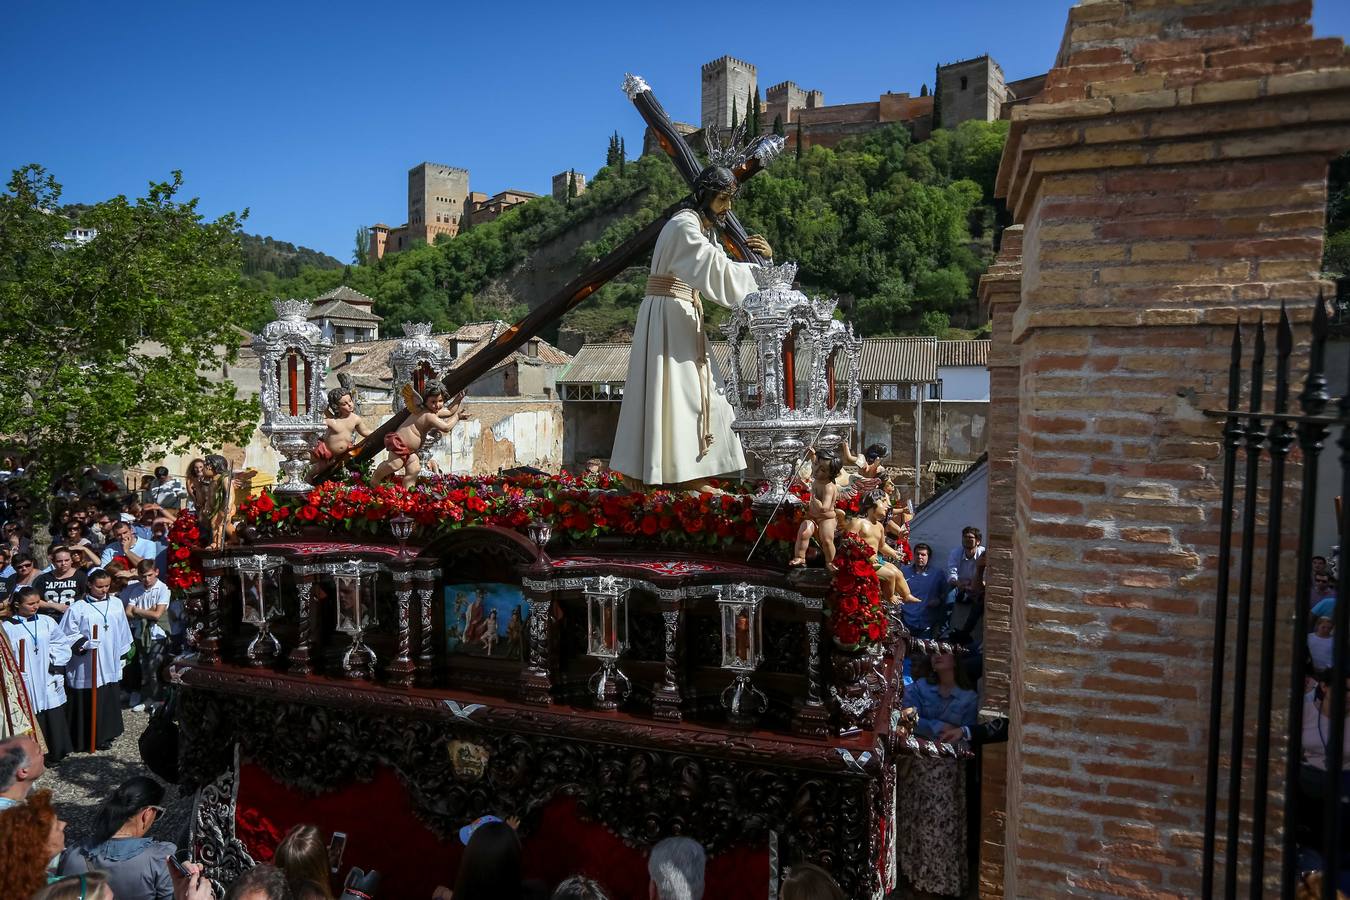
[610,165,771,491]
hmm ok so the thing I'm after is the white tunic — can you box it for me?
[611,209,759,485]
[59,597,132,691]
[2,615,72,711]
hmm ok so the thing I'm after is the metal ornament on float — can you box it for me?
[583,575,631,710]
[722,262,862,509]
[718,582,768,727]
[234,554,284,667]
[389,322,454,475]
[256,299,334,494]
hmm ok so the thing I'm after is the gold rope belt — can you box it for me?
[646,274,715,459]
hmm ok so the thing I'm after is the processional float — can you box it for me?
[178,74,964,900]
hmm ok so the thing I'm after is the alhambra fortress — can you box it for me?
[367,52,1040,262]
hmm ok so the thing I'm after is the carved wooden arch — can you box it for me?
[417,525,539,567]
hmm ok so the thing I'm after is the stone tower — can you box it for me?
[936,55,1007,128]
[407,162,469,242]
[700,56,758,131]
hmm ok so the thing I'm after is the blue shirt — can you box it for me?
[101,537,158,567]
[900,564,946,624]
[1312,595,1338,621]
[907,678,979,741]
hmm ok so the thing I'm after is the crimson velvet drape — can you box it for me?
[233,761,770,900]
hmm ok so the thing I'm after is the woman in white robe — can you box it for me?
[60,570,132,752]
[611,179,770,489]
[3,586,74,763]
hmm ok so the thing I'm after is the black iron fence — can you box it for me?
[1202,293,1348,899]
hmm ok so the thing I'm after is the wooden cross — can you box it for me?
[312,76,784,481]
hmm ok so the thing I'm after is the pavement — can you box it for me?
[41,708,195,851]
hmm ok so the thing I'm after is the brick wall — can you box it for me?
[983,1,1349,896]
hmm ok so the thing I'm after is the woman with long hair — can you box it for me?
[186,458,209,514]
[898,651,979,896]
[274,824,334,899]
[434,819,545,900]
[0,789,67,897]
[60,775,176,899]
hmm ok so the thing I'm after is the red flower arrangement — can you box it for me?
[826,534,889,651]
[166,511,204,592]
[233,473,805,558]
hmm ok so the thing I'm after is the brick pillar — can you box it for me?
[988,2,1349,897]
[976,225,1024,898]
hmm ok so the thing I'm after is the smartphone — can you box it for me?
[328,831,347,874]
[169,849,193,878]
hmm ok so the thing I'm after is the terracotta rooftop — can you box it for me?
[327,320,570,386]
[561,337,994,387]
[936,339,991,367]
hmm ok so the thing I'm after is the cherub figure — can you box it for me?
[371,384,470,489]
[313,383,371,462]
[790,450,843,569]
[203,454,257,549]
[845,490,917,606]
[839,441,888,498]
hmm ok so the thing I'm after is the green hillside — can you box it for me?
[254,120,1009,341]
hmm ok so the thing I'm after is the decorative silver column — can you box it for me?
[255,299,334,493]
[389,322,453,475]
[721,263,861,508]
[388,568,416,687]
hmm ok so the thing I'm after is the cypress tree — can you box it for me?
[920,83,929,97]
[731,99,739,131]
[932,65,943,129]
[619,138,626,175]
[567,169,577,205]
[773,114,784,137]
[795,120,803,160]
[750,86,761,135]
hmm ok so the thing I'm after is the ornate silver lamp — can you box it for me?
[389,512,414,560]
[389,322,454,475]
[584,575,630,709]
[256,299,334,494]
[327,559,383,679]
[721,263,862,508]
[718,583,768,726]
[235,554,284,667]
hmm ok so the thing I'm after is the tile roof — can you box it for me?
[561,337,954,385]
[936,339,990,367]
[314,285,377,307]
[309,298,383,323]
[326,320,570,385]
[856,337,937,383]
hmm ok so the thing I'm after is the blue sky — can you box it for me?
[7,1,1348,261]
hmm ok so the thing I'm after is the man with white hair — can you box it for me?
[648,836,706,900]
[0,733,45,809]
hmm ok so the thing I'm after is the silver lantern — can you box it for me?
[717,583,767,726]
[389,322,454,476]
[584,575,630,709]
[255,299,334,494]
[235,553,284,667]
[721,262,861,508]
[326,559,383,680]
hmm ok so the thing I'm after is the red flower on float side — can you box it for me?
[827,534,888,652]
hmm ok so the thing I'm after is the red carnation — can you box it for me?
[838,596,860,616]
[836,622,861,645]
[866,621,885,642]
[298,505,320,522]
[172,546,190,561]
[272,507,290,522]
[851,560,873,579]
[641,516,659,536]
[253,493,275,513]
